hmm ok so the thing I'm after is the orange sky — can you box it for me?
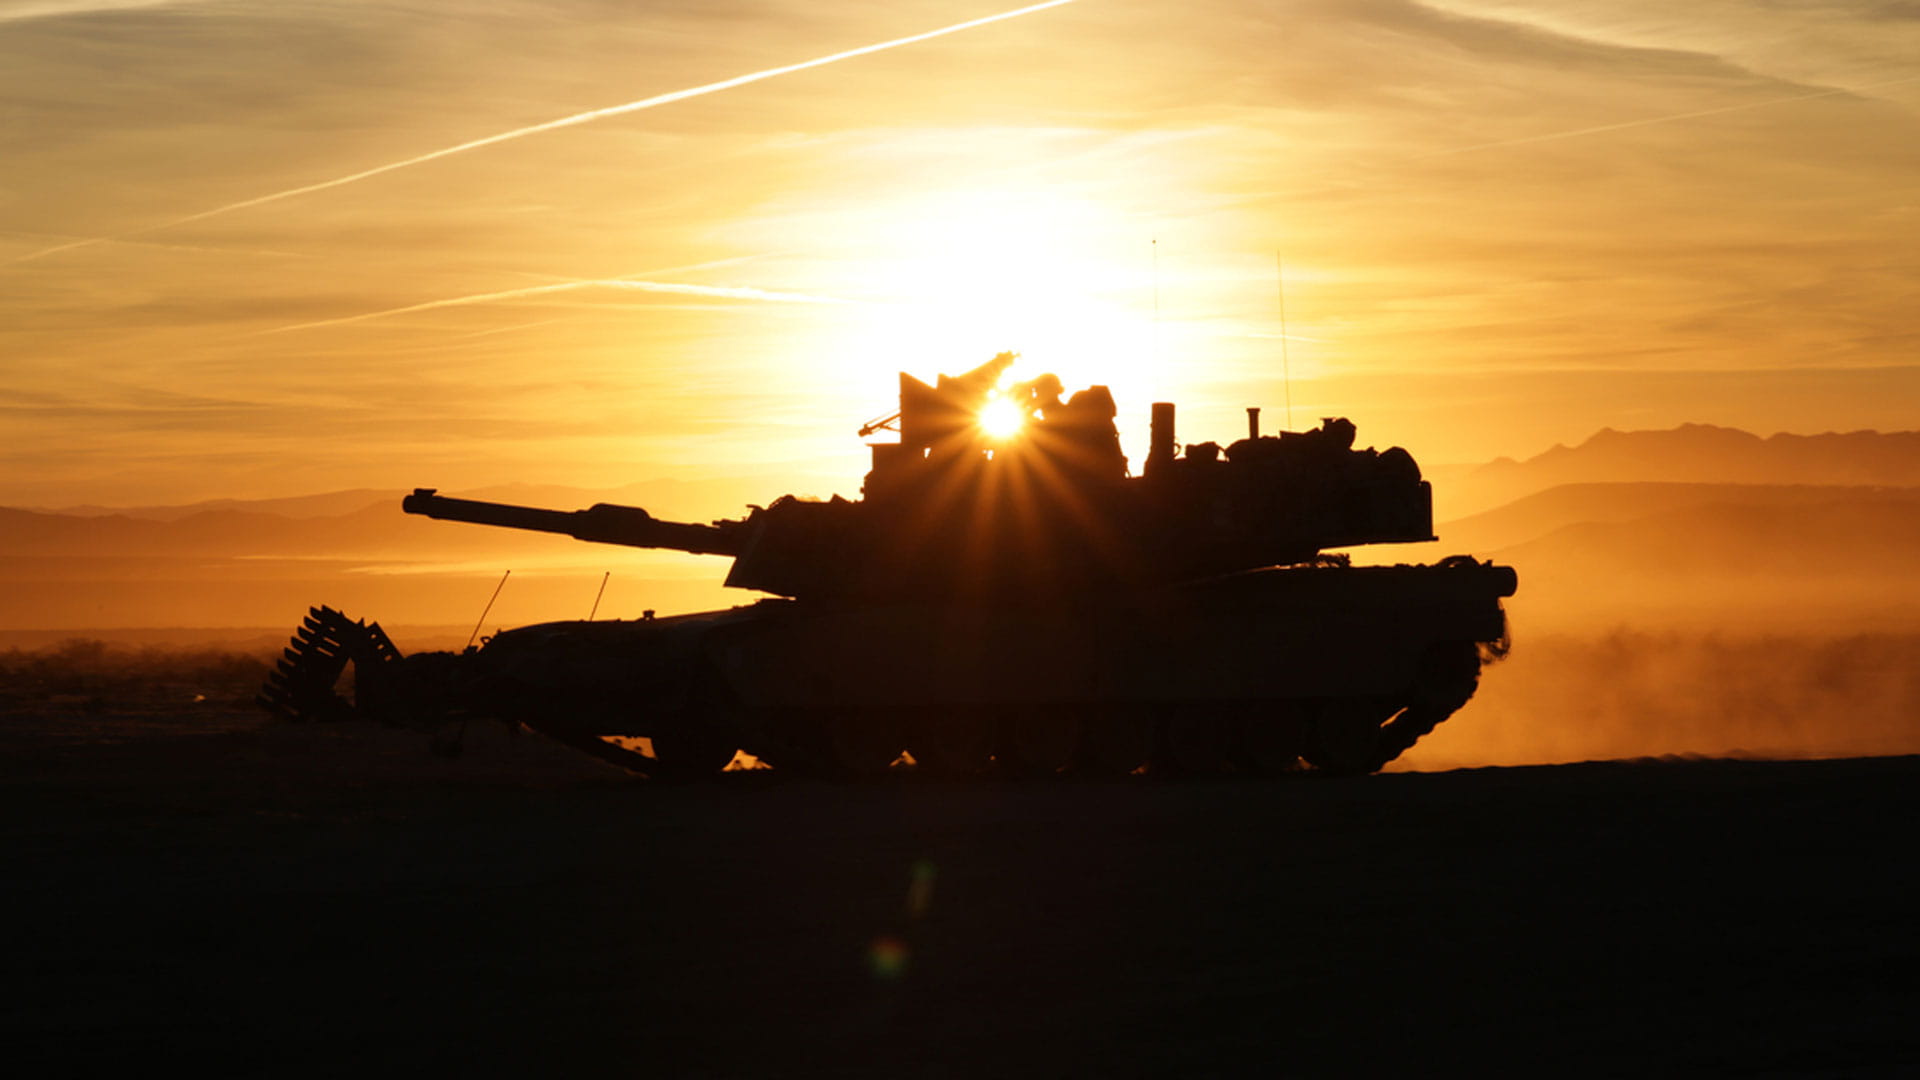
[3,0,1916,509]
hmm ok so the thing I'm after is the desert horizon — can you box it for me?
[7,411,1919,772]
[7,413,1917,631]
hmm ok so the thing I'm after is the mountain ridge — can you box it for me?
[10,423,1920,632]
[1442,424,1920,518]
[1439,481,1920,554]
[26,473,852,525]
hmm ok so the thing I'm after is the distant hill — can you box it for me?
[1367,476,1920,631]
[1495,495,1920,579]
[0,501,739,561]
[1443,425,1920,518]
[2,473,854,561]
[41,489,401,522]
[0,475,859,631]
[11,424,1920,634]
[1439,482,1920,554]
[1480,492,1920,632]
[29,473,852,526]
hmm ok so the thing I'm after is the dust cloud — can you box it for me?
[0,638,273,743]
[1399,629,1920,771]
[16,628,1920,773]
[2,638,269,697]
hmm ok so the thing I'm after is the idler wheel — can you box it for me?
[827,709,904,779]
[1074,710,1152,777]
[909,708,994,777]
[1156,707,1233,776]
[648,723,739,780]
[998,707,1081,777]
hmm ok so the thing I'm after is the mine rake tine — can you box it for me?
[257,605,409,725]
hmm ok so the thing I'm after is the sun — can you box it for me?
[818,187,1169,403]
[978,395,1028,439]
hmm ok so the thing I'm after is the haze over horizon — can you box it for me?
[4,0,1916,509]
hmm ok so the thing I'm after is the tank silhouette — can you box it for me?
[261,353,1517,777]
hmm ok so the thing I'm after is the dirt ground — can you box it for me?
[6,699,1918,1076]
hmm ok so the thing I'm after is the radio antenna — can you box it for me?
[587,571,610,620]
[466,569,511,650]
[1152,236,1161,364]
[1275,250,1294,430]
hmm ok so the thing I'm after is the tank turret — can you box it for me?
[400,355,1440,600]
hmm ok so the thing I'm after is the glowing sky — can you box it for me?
[3,0,1916,508]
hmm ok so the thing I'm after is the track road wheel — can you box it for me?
[999,707,1080,777]
[1233,705,1310,776]
[1157,708,1233,776]
[828,709,904,779]
[909,709,995,777]
[1074,710,1152,777]
[649,723,739,780]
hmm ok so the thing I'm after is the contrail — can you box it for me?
[1423,73,1920,158]
[259,278,848,336]
[0,0,180,24]
[1202,71,1920,217]
[492,251,789,288]
[0,230,316,260]
[10,0,1078,266]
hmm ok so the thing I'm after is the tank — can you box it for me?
[260,353,1517,777]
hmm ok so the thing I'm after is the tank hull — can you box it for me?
[706,561,1508,707]
[438,558,1513,775]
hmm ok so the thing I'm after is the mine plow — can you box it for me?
[260,604,662,774]
[257,606,401,724]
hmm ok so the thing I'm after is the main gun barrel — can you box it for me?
[402,489,742,556]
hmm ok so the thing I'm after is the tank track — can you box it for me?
[734,691,1475,781]
[259,607,1489,779]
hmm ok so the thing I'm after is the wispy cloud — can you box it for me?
[260,278,851,336]
[0,229,316,261]
[1425,72,1920,157]
[8,0,1078,266]
[1238,330,1328,344]
[0,0,187,23]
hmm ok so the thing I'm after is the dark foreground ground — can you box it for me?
[6,707,1918,1077]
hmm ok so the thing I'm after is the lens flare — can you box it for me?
[868,935,910,980]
